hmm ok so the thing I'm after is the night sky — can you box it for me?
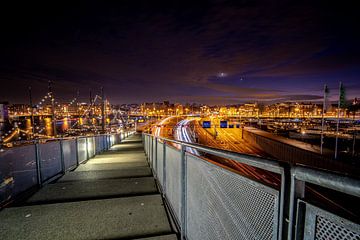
[0,0,359,104]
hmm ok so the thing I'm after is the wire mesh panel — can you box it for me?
[114,134,120,144]
[62,139,77,170]
[39,141,62,182]
[87,137,95,159]
[186,154,279,240]
[0,145,37,205]
[95,136,103,154]
[152,138,157,170]
[303,202,360,240]
[102,135,108,150]
[156,141,164,185]
[107,135,111,148]
[121,133,124,141]
[149,137,153,166]
[144,135,148,155]
[77,138,87,163]
[165,145,182,221]
[110,135,116,146]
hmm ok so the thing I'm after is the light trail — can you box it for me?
[174,119,199,155]
[153,116,175,137]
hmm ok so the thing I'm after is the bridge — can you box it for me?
[0,131,359,239]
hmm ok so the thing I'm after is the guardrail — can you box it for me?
[0,131,133,207]
[143,133,360,240]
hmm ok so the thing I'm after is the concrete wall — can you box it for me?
[242,128,357,175]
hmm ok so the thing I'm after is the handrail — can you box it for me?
[0,131,135,208]
[143,133,283,174]
[1,131,134,149]
[143,133,360,240]
[293,166,360,198]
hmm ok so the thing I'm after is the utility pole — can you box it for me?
[334,82,343,159]
[28,86,35,137]
[49,81,57,137]
[101,87,106,133]
[89,89,93,123]
[320,84,328,155]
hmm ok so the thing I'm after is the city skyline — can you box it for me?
[0,1,359,104]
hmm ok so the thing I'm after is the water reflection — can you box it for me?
[1,117,89,141]
[61,117,69,132]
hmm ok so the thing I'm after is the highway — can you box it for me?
[150,117,357,220]
[196,123,266,157]
[152,116,181,139]
[171,119,281,188]
[173,119,199,155]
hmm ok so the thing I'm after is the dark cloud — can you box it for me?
[0,0,359,104]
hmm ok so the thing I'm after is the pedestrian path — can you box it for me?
[0,134,177,240]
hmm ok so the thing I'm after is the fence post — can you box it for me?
[75,137,79,166]
[150,136,153,169]
[35,141,42,187]
[60,139,65,174]
[154,137,158,177]
[85,137,89,160]
[180,144,187,240]
[287,169,305,240]
[163,140,167,195]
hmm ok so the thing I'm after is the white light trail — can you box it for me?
[174,119,199,155]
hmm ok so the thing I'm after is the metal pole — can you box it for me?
[320,84,327,155]
[148,135,151,162]
[101,87,106,133]
[163,140,167,195]
[59,139,65,173]
[150,136,153,168]
[35,141,42,186]
[180,144,187,239]
[154,137,158,177]
[335,82,342,159]
[352,109,356,157]
[86,137,89,160]
[75,137,79,166]
[49,81,57,137]
[28,86,35,137]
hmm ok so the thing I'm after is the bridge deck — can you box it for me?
[0,134,177,240]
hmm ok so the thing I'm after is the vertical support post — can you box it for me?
[49,81,57,137]
[146,135,149,157]
[101,87,106,133]
[180,144,187,240]
[35,141,42,187]
[142,134,144,150]
[28,86,35,137]
[148,136,150,162]
[287,169,305,240]
[147,135,151,158]
[85,137,89,160]
[60,139,65,174]
[143,135,146,155]
[75,137,79,166]
[154,137,158,177]
[150,136,153,169]
[162,140,167,195]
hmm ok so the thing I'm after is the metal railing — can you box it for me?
[143,133,360,240]
[0,131,133,207]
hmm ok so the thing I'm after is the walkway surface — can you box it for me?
[0,134,177,240]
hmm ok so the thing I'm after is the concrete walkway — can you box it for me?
[0,134,177,240]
